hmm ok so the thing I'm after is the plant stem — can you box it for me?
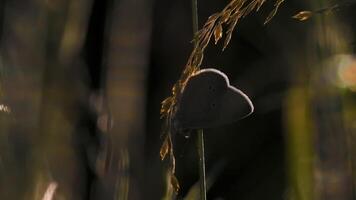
[191,0,199,35]
[192,0,206,200]
[197,129,207,200]
[191,0,206,199]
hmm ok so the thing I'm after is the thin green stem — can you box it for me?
[191,0,206,199]
[191,1,206,199]
[197,129,207,200]
[191,0,199,37]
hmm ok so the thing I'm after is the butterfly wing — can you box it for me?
[174,69,226,129]
[217,84,253,125]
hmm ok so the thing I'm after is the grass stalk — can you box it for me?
[191,0,207,199]
[191,0,199,35]
[197,129,207,200]
[192,0,206,200]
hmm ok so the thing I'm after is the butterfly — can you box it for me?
[173,68,254,129]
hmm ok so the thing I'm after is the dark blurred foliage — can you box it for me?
[0,0,356,200]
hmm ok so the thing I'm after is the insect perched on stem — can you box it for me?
[160,0,284,195]
[173,68,254,130]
